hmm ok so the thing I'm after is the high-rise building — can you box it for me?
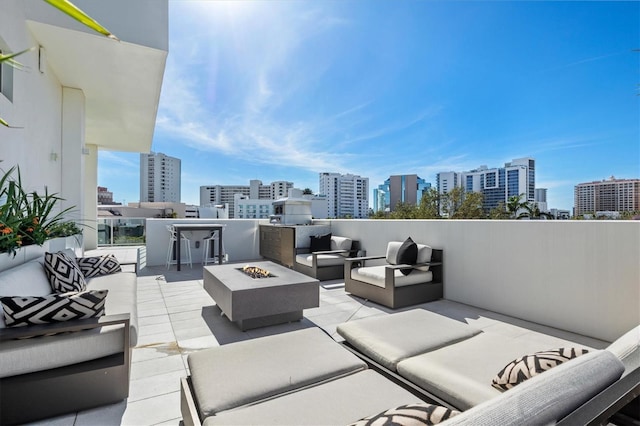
[535,188,548,213]
[319,173,369,218]
[574,177,640,216]
[374,175,431,212]
[436,157,535,213]
[200,180,294,218]
[140,152,181,203]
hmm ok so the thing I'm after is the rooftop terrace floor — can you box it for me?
[25,247,610,426]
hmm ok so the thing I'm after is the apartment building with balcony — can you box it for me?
[574,177,640,216]
[140,152,181,203]
[200,180,294,218]
[320,172,369,218]
[437,157,535,213]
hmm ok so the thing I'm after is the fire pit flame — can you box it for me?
[241,265,274,279]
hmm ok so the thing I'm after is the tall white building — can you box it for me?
[319,173,369,218]
[140,152,181,203]
[436,157,535,213]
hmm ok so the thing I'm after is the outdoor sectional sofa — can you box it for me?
[180,303,640,425]
[0,250,138,425]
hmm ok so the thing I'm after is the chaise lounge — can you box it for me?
[180,306,640,425]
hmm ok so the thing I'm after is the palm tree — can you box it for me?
[506,194,530,219]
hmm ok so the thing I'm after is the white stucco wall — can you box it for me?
[325,219,640,343]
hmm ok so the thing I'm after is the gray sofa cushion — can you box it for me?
[0,325,126,378]
[295,253,345,267]
[86,271,138,346]
[397,332,593,410]
[189,327,367,418]
[350,266,433,288]
[337,309,481,371]
[203,370,422,426]
[0,260,52,329]
[441,350,624,425]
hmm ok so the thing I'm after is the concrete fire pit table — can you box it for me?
[203,261,320,331]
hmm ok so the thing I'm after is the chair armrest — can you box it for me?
[0,313,131,342]
[313,249,348,256]
[346,255,385,263]
[386,262,442,270]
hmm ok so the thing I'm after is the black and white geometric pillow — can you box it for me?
[349,403,460,426]
[76,254,122,278]
[491,347,590,391]
[0,290,108,327]
[44,251,87,293]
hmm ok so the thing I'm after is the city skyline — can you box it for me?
[98,1,639,210]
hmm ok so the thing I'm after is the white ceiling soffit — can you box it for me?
[27,20,167,153]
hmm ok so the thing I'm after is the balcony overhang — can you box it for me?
[27,20,167,153]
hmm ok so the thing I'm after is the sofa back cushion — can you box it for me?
[331,236,353,256]
[607,325,640,374]
[0,260,52,329]
[442,350,624,425]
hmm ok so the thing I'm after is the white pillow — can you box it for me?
[331,236,352,257]
[416,244,433,271]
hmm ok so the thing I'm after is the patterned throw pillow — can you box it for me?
[349,403,460,426]
[44,251,87,293]
[76,254,122,278]
[491,347,590,391]
[0,290,108,327]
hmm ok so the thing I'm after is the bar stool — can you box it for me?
[203,228,226,265]
[166,225,192,269]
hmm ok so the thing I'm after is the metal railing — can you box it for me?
[97,217,146,246]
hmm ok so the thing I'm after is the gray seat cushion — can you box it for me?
[441,350,624,425]
[337,309,481,371]
[295,253,345,267]
[397,332,594,410]
[0,325,126,378]
[350,266,433,288]
[188,327,367,418]
[203,370,422,426]
[86,271,138,346]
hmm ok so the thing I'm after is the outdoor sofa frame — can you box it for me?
[0,313,131,425]
[293,240,360,281]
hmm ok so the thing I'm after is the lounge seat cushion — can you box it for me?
[86,272,138,346]
[0,260,53,329]
[396,332,593,410]
[350,265,433,288]
[203,370,423,426]
[442,350,624,425]
[337,309,481,371]
[295,253,345,268]
[188,327,367,418]
[0,323,126,378]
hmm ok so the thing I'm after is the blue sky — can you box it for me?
[99,0,639,211]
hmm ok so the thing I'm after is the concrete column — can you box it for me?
[83,145,98,250]
[60,87,85,220]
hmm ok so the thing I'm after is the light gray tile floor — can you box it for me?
[27,254,386,426]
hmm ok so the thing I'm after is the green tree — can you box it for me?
[452,191,485,219]
[415,188,441,219]
[488,202,509,219]
[302,188,313,195]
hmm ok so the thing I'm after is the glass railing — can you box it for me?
[97,217,146,246]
